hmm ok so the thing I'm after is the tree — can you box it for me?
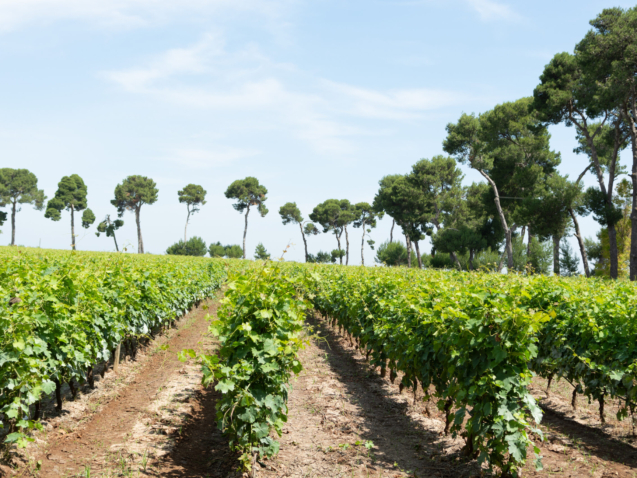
[309,199,356,265]
[0,168,46,246]
[96,214,124,251]
[225,244,244,258]
[307,251,332,263]
[279,202,319,262]
[444,98,560,272]
[559,241,580,276]
[533,48,629,279]
[225,177,268,259]
[574,7,637,279]
[353,202,382,266]
[44,174,94,250]
[373,175,427,268]
[521,173,582,276]
[375,240,409,267]
[330,249,346,264]
[111,175,158,254]
[166,237,207,256]
[178,184,207,242]
[254,243,270,260]
[431,226,487,271]
[209,242,226,258]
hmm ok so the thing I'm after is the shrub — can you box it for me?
[166,236,207,256]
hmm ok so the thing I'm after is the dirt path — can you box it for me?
[12,296,237,478]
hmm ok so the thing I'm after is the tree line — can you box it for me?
[2,7,637,279]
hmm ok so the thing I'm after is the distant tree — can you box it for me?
[309,199,356,265]
[254,243,270,260]
[166,236,207,256]
[44,174,94,250]
[307,251,332,263]
[279,202,319,262]
[225,177,268,259]
[353,202,382,266]
[224,244,244,259]
[96,214,124,251]
[373,175,426,268]
[559,241,580,276]
[444,98,559,272]
[431,226,487,271]
[111,175,158,254]
[375,240,409,267]
[178,184,207,242]
[209,242,226,258]
[82,209,95,229]
[330,249,346,264]
[573,7,637,279]
[0,168,46,246]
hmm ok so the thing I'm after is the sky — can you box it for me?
[1,0,634,265]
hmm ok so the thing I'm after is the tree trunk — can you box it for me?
[242,206,250,259]
[345,226,350,266]
[184,207,191,242]
[135,206,144,254]
[553,234,560,276]
[478,170,512,271]
[469,249,474,271]
[527,228,533,260]
[450,251,462,271]
[414,240,422,269]
[113,231,119,252]
[360,224,366,266]
[11,199,16,246]
[569,208,590,277]
[300,223,308,262]
[390,219,395,243]
[70,204,76,251]
[624,97,637,280]
[336,231,343,265]
[520,225,526,244]
[405,234,412,268]
[608,223,619,280]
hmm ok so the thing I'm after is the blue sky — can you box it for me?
[1,0,633,264]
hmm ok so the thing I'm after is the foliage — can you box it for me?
[225,177,268,216]
[81,209,95,229]
[178,184,207,241]
[559,241,580,276]
[254,243,270,260]
[330,249,345,263]
[374,240,409,267]
[166,237,208,256]
[196,265,308,470]
[111,175,158,254]
[209,242,243,259]
[510,236,552,275]
[309,199,356,264]
[279,202,303,225]
[111,175,158,216]
[44,175,89,221]
[0,169,47,245]
[306,251,331,263]
[0,247,227,448]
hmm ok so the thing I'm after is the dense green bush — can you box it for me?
[166,236,207,256]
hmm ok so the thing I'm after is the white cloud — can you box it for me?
[0,0,292,32]
[103,34,471,153]
[465,0,520,21]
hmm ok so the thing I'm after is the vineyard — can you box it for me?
[1,248,637,477]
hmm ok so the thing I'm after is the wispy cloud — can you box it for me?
[103,33,473,153]
[0,0,292,32]
[465,0,520,22]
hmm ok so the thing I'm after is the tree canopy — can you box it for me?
[225,177,268,259]
[178,184,207,242]
[0,168,46,246]
[45,174,94,250]
[111,175,158,254]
